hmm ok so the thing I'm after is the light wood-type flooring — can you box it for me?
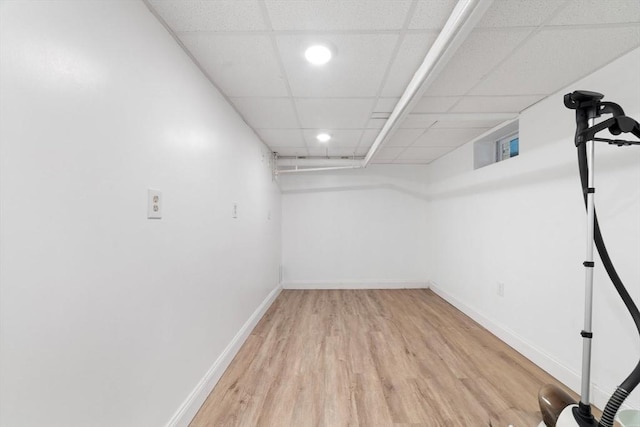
[190,289,576,426]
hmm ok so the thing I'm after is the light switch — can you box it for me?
[148,189,162,219]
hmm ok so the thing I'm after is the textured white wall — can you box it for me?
[425,48,640,410]
[0,2,281,426]
[280,165,429,288]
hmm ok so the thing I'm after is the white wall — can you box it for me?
[0,2,281,427]
[280,165,429,288]
[425,48,640,410]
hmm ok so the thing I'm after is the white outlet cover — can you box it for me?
[148,189,162,219]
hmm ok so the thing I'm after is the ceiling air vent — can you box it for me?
[370,112,391,120]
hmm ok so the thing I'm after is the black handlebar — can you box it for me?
[565,90,640,146]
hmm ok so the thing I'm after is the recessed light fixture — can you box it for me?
[305,45,332,65]
[316,133,331,143]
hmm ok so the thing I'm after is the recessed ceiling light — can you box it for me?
[305,45,332,65]
[316,133,331,143]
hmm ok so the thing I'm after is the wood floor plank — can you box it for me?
[189,289,582,427]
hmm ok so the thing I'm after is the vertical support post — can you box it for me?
[580,117,596,407]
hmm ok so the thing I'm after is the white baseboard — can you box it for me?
[429,282,635,412]
[165,284,282,427]
[282,280,429,290]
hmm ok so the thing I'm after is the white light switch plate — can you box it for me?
[148,189,162,219]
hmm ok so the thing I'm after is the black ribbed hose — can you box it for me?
[576,143,640,427]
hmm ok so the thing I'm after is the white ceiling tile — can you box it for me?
[470,25,640,96]
[272,146,309,157]
[423,28,533,96]
[409,0,458,30]
[431,119,503,129]
[358,129,381,151]
[549,0,640,25]
[476,0,564,28]
[295,98,375,129]
[381,33,439,97]
[149,1,266,32]
[265,0,413,31]
[256,129,305,147]
[396,146,453,160]
[413,96,461,113]
[181,34,289,97]
[302,129,362,147]
[373,98,400,113]
[449,95,545,113]
[232,97,299,129]
[276,34,399,97]
[385,129,425,147]
[399,116,437,129]
[412,127,489,147]
[373,146,405,160]
[306,146,332,157]
[152,0,640,169]
[367,118,387,129]
[393,158,433,164]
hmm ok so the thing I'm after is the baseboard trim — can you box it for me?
[165,284,283,427]
[282,280,429,290]
[429,282,635,412]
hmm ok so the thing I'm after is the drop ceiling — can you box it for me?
[146,0,640,165]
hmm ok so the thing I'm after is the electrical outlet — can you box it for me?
[232,202,238,219]
[147,189,162,219]
[497,282,505,297]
